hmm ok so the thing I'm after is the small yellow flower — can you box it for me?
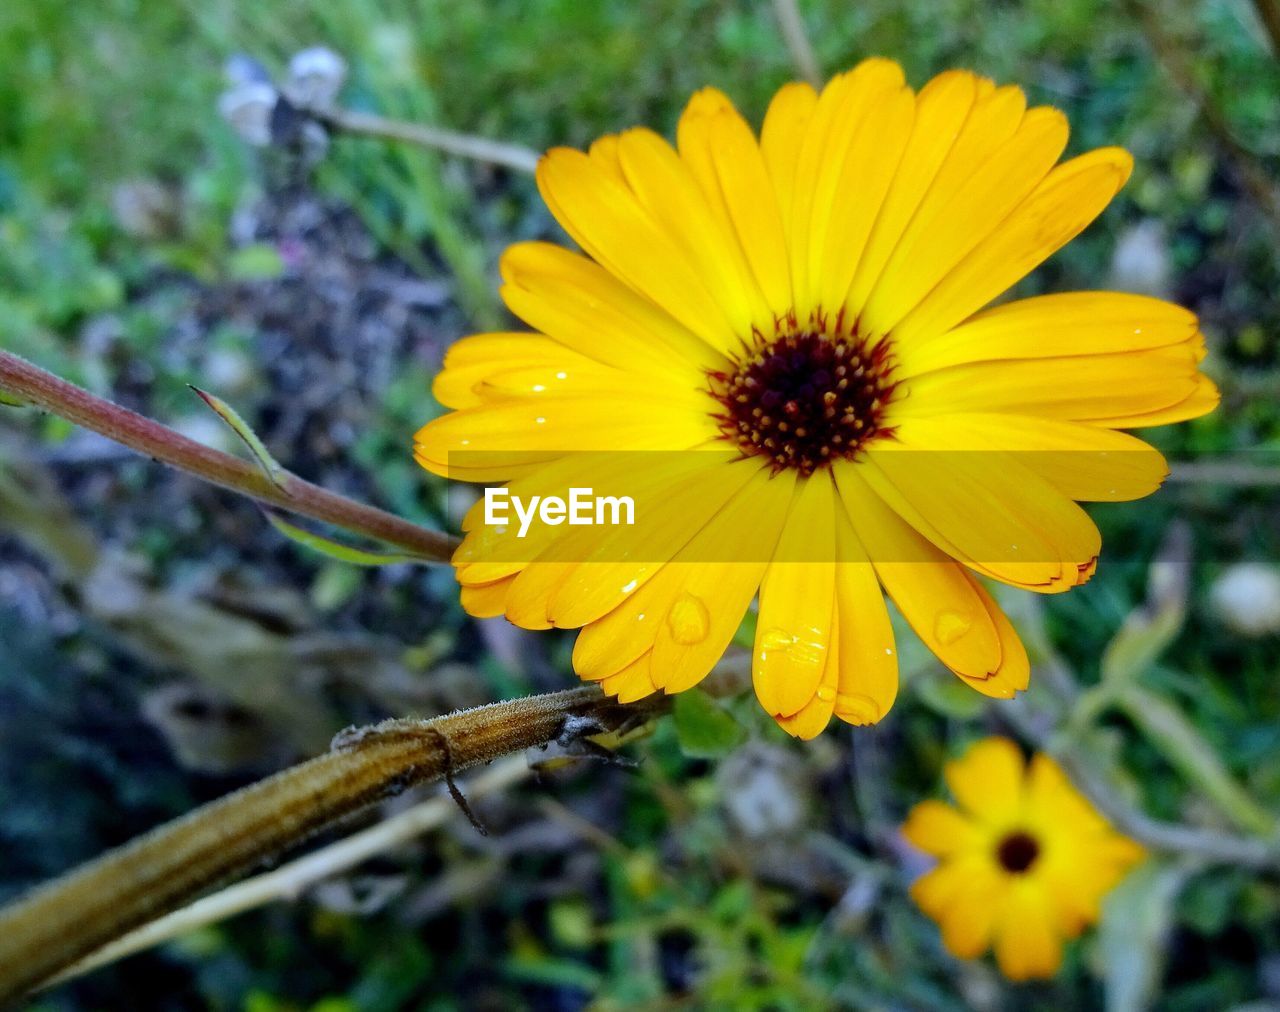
[902,737,1145,981]
[415,59,1217,737]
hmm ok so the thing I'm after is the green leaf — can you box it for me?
[190,386,287,489]
[1117,686,1277,837]
[1101,525,1189,685]
[673,689,746,759]
[1098,859,1197,1012]
[914,672,986,719]
[265,511,426,566]
[226,242,285,280]
[0,391,28,407]
[502,955,601,992]
[1100,602,1184,686]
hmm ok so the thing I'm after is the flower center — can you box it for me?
[996,830,1041,874]
[708,313,896,475]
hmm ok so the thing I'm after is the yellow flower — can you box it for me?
[902,737,1145,981]
[414,59,1218,737]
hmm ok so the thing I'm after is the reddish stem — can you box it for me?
[0,351,456,562]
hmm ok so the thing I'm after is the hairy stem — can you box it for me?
[316,107,540,174]
[0,351,457,562]
[45,756,532,989]
[0,687,663,1002]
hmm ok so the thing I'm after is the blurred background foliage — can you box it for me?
[1,0,1280,1008]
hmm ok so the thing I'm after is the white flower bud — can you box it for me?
[224,54,272,87]
[285,46,348,110]
[1110,220,1172,298]
[218,82,279,147]
[1210,563,1280,637]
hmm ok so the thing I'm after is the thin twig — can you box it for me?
[0,687,666,1003]
[1052,748,1280,869]
[1000,698,1280,870]
[44,756,531,989]
[1167,460,1280,487]
[316,107,540,175]
[0,351,457,562]
[771,0,822,87]
[1252,0,1280,56]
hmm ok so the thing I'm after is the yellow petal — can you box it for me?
[547,453,763,628]
[499,241,725,373]
[414,392,718,478]
[863,426,1102,593]
[888,412,1168,503]
[535,148,738,352]
[834,465,1003,678]
[901,799,979,857]
[433,333,609,409]
[651,466,797,694]
[678,97,793,321]
[893,338,1204,425]
[760,81,818,260]
[812,81,916,314]
[1090,372,1220,428]
[861,95,1066,338]
[893,146,1134,345]
[452,449,664,582]
[937,864,1010,960]
[617,127,770,335]
[831,510,899,724]
[754,473,838,717]
[587,133,625,182]
[787,59,907,315]
[775,620,838,740]
[894,291,1199,379]
[505,560,584,630]
[944,736,1027,825]
[909,852,983,919]
[845,69,981,315]
[993,880,1064,981]
[955,576,1031,699]
[459,575,514,618]
[600,652,659,704]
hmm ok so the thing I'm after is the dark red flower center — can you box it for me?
[996,830,1041,874]
[708,313,896,475]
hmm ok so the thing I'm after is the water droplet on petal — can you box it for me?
[934,610,972,646]
[836,691,881,725]
[816,686,835,702]
[759,625,826,669]
[667,592,710,645]
[759,627,798,654]
[621,579,638,594]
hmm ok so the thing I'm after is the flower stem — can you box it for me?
[0,350,457,562]
[770,0,822,87]
[43,756,532,989]
[0,687,664,1003]
[316,106,540,174]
